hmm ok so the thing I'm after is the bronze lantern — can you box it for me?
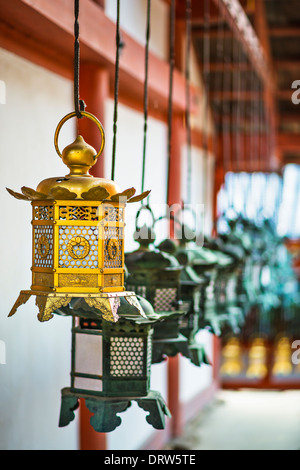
[125,208,194,364]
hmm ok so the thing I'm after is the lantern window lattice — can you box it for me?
[69,316,152,397]
[31,200,125,294]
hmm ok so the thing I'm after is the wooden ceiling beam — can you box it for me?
[210,91,262,101]
[270,27,300,38]
[274,60,300,70]
[278,134,300,153]
[0,0,200,119]
[276,90,297,100]
[254,0,280,170]
[210,0,269,84]
[206,62,251,72]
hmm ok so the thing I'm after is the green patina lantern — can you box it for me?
[158,234,211,368]
[175,240,220,333]
[204,236,244,335]
[57,295,171,432]
[125,207,193,364]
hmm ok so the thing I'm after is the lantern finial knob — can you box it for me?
[61,135,97,176]
[54,111,105,176]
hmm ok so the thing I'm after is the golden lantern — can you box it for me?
[7,111,150,323]
[246,337,268,379]
[272,336,293,377]
[220,337,244,377]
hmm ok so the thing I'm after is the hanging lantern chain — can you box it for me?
[220,14,232,207]
[166,0,176,204]
[141,0,152,197]
[213,5,225,219]
[74,0,86,118]
[202,0,210,209]
[111,0,123,181]
[185,0,192,206]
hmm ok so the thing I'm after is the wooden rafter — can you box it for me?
[0,0,200,121]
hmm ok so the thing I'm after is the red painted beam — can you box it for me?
[278,134,300,154]
[78,64,109,178]
[79,400,107,450]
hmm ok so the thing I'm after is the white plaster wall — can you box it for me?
[179,330,214,403]
[105,0,169,61]
[0,48,78,450]
[181,144,215,237]
[104,99,170,253]
[107,362,168,450]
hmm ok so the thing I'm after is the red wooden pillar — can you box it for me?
[78,64,109,178]
[77,63,109,451]
[167,113,184,438]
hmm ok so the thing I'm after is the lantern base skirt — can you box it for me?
[58,387,171,432]
[152,333,192,364]
[8,290,146,323]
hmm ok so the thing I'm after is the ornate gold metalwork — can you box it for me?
[36,295,72,322]
[54,112,105,167]
[21,186,48,200]
[37,235,50,259]
[107,238,119,260]
[81,186,110,201]
[104,274,122,288]
[49,187,77,200]
[58,273,98,288]
[84,296,119,323]
[32,272,54,289]
[246,338,268,379]
[221,337,243,376]
[8,292,31,317]
[125,295,148,319]
[272,337,293,376]
[7,110,151,321]
[67,236,90,260]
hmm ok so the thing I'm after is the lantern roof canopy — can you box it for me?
[125,246,182,272]
[37,135,120,200]
[7,135,150,204]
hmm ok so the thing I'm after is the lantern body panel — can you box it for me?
[31,200,125,294]
[70,317,152,398]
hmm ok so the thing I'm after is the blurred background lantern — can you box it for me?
[125,206,193,364]
[157,211,212,367]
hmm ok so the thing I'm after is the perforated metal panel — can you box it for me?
[127,285,147,298]
[33,205,54,221]
[103,205,124,223]
[33,225,54,268]
[153,287,177,312]
[104,227,123,269]
[110,336,144,377]
[58,225,98,268]
[59,205,99,221]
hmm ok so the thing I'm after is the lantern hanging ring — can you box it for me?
[135,203,155,231]
[54,111,105,160]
